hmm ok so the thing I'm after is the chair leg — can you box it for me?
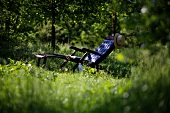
[37,58,41,67]
[95,65,99,72]
[96,64,100,72]
[37,57,47,67]
[73,63,79,72]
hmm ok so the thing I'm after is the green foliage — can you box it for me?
[1,0,169,52]
[92,47,170,113]
[121,0,170,46]
[0,45,170,113]
[0,59,120,113]
[0,0,170,112]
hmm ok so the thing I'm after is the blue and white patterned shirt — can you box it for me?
[85,40,114,63]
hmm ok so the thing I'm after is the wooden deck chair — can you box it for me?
[36,34,125,72]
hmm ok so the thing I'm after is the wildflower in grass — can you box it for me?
[10,68,14,71]
[28,64,32,67]
[22,63,26,66]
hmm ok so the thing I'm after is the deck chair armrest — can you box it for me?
[82,48,102,56]
[70,46,84,52]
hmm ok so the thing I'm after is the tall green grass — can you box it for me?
[0,61,123,113]
[93,48,170,113]
[0,43,170,113]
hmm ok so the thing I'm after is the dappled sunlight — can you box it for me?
[0,0,170,113]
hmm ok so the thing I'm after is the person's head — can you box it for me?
[114,33,125,48]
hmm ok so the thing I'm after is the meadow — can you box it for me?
[0,43,170,113]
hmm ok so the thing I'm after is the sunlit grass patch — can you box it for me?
[0,61,123,113]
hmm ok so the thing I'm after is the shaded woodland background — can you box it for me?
[0,0,170,61]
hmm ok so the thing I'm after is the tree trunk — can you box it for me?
[51,0,56,52]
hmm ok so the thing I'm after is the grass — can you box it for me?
[0,64,123,113]
[0,43,170,113]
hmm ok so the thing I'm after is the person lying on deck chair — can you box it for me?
[36,33,125,72]
[66,33,125,60]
